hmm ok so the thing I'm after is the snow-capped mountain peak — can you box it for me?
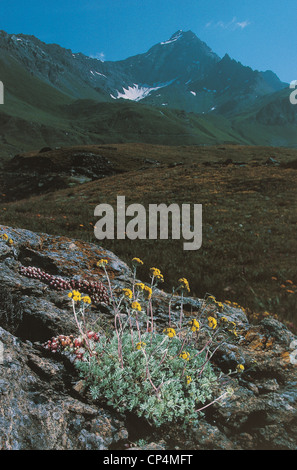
[0,28,287,116]
[160,30,184,45]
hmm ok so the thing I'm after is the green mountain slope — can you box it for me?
[231,88,297,147]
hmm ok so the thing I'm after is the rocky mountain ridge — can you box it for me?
[0,28,296,155]
[0,29,287,115]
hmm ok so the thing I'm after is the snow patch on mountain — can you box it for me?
[160,30,183,45]
[11,35,23,43]
[111,82,170,102]
[90,70,107,78]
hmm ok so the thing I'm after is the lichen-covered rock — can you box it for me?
[0,327,128,450]
[0,224,296,450]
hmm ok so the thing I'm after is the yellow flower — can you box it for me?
[188,318,200,332]
[8,239,13,245]
[179,351,190,361]
[236,364,245,373]
[220,316,228,323]
[163,327,176,338]
[207,295,216,302]
[68,290,82,302]
[97,259,108,267]
[132,257,143,265]
[82,295,91,304]
[229,329,238,337]
[144,285,152,299]
[150,267,160,275]
[2,233,8,241]
[135,282,145,290]
[122,288,133,299]
[186,375,192,385]
[208,316,217,329]
[178,277,190,292]
[136,342,146,350]
[150,267,164,282]
[131,301,142,312]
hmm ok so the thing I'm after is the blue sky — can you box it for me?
[1,0,296,83]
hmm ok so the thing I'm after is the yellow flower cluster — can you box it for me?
[163,327,176,338]
[68,290,82,302]
[220,316,228,323]
[236,364,245,373]
[136,342,146,350]
[1,233,13,245]
[144,285,152,299]
[186,375,192,385]
[131,301,142,312]
[97,259,108,268]
[179,351,190,361]
[82,295,92,304]
[188,318,200,332]
[178,277,190,292]
[150,267,164,282]
[225,299,247,315]
[135,282,145,290]
[208,316,217,329]
[132,257,143,265]
[68,290,91,304]
[134,283,152,299]
[207,295,224,310]
[123,283,152,305]
[122,288,133,299]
